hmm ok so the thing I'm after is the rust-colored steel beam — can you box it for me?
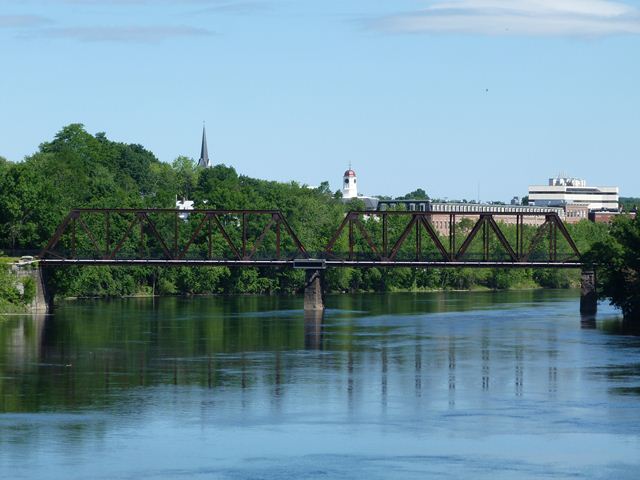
[141,212,173,260]
[419,217,450,262]
[108,214,141,260]
[354,217,381,259]
[248,215,277,260]
[38,208,582,266]
[211,214,242,259]
[325,213,352,256]
[486,216,518,262]
[40,210,74,256]
[388,215,419,261]
[551,214,581,259]
[276,212,308,257]
[77,216,103,257]
[524,217,551,262]
[455,215,488,260]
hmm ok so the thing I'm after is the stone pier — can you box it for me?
[13,264,52,313]
[303,269,325,311]
[580,270,597,317]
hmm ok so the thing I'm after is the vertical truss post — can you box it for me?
[242,213,247,259]
[348,215,354,260]
[483,218,489,261]
[139,213,144,258]
[382,213,388,259]
[71,215,77,257]
[174,212,179,258]
[105,212,110,258]
[276,219,281,260]
[449,214,456,261]
[207,214,213,260]
[550,219,557,262]
[515,214,520,260]
[520,215,525,259]
[416,215,422,261]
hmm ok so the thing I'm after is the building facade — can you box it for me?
[528,176,619,212]
[377,200,565,235]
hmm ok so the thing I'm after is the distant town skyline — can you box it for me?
[1,0,639,200]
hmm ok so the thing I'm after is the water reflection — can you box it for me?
[304,310,323,350]
[2,291,640,479]
[1,292,639,416]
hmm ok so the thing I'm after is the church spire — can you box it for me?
[198,123,210,168]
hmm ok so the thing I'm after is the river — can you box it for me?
[1,290,639,479]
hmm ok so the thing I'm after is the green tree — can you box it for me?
[396,188,429,200]
[585,215,640,321]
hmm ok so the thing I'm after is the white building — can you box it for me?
[342,169,358,199]
[339,168,379,209]
[176,198,195,220]
[528,176,619,212]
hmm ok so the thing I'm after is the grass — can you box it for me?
[0,257,20,265]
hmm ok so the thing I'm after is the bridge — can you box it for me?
[30,208,595,313]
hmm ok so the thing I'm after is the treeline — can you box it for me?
[619,197,640,212]
[0,125,614,303]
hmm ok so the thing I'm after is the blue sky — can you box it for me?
[1,0,639,201]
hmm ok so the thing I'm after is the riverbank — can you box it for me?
[53,280,571,303]
[0,264,31,314]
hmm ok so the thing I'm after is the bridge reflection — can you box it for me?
[0,293,626,417]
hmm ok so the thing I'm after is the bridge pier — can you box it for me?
[580,270,597,317]
[304,269,325,311]
[13,265,52,313]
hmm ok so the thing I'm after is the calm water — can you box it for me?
[1,291,640,479]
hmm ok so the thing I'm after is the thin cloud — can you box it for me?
[38,25,214,43]
[196,1,273,15]
[61,0,274,13]
[0,14,51,28]
[52,0,269,6]
[374,0,640,36]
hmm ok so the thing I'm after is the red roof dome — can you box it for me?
[344,169,356,177]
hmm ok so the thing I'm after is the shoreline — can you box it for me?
[55,284,575,302]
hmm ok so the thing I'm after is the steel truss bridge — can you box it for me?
[38,208,583,269]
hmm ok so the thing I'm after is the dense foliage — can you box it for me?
[619,197,640,213]
[0,261,34,313]
[585,215,640,322]
[0,124,615,303]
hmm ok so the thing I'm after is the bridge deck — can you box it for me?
[37,259,584,269]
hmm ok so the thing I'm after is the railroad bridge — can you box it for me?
[31,208,596,314]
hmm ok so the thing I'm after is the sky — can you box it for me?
[1,0,639,201]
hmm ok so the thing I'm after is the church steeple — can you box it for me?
[198,123,210,168]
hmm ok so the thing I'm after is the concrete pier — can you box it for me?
[580,270,597,317]
[303,269,324,311]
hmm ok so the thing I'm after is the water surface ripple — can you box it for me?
[1,290,639,479]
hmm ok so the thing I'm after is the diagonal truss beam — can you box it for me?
[141,212,174,260]
[388,216,419,260]
[524,218,551,262]
[485,216,518,261]
[455,215,488,260]
[550,214,581,259]
[211,214,242,259]
[418,217,450,261]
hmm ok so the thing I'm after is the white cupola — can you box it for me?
[342,168,358,199]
